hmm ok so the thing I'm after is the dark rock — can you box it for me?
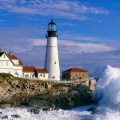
[45,83,48,89]
[20,102,29,106]
[16,85,20,88]
[42,107,50,114]
[87,107,96,111]
[42,107,50,111]
[1,115,8,119]
[27,108,40,114]
[11,114,20,118]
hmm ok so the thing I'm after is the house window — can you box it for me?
[74,74,77,77]
[41,74,42,76]
[4,55,5,58]
[6,61,8,66]
[15,61,18,65]
[15,70,19,76]
[0,61,3,66]
[43,74,45,77]
[82,74,85,77]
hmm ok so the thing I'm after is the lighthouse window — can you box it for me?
[55,61,56,64]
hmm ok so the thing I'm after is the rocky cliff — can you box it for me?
[0,73,96,110]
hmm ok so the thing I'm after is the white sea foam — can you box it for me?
[93,65,120,109]
[1,65,120,120]
[1,105,120,120]
[0,105,95,120]
[92,65,120,120]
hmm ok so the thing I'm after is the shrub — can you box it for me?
[0,73,13,79]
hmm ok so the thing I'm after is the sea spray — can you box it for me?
[90,65,120,120]
[92,65,120,109]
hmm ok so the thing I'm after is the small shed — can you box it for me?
[35,68,48,80]
[62,68,88,80]
[23,66,35,78]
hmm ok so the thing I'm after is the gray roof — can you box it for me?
[48,20,56,25]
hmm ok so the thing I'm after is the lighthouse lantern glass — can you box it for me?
[48,24,56,31]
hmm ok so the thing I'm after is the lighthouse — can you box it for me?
[44,20,60,80]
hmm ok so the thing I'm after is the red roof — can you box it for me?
[62,68,88,73]
[19,60,23,65]
[8,52,23,66]
[8,54,18,60]
[23,66,35,72]
[36,68,48,73]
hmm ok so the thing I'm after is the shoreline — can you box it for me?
[0,73,96,110]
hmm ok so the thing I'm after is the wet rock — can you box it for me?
[87,107,96,111]
[20,101,29,106]
[42,107,50,114]
[42,107,50,111]
[87,107,100,114]
[92,109,100,114]
[27,108,40,114]
[11,114,20,118]
[1,115,8,119]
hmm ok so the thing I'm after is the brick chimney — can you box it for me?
[0,48,1,52]
[9,51,12,55]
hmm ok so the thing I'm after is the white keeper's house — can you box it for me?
[0,49,49,79]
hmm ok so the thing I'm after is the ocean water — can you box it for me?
[1,65,120,120]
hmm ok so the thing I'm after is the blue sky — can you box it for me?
[0,0,120,77]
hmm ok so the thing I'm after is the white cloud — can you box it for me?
[60,32,102,42]
[59,40,116,54]
[0,0,109,20]
[27,39,46,46]
[25,38,116,54]
[108,41,120,49]
[0,25,118,54]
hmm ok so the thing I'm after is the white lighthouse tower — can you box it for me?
[44,20,60,80]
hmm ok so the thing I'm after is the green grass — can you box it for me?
[0,73,13,79]
[16,77,51,83]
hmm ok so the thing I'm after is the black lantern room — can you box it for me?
[46,20,58,37]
